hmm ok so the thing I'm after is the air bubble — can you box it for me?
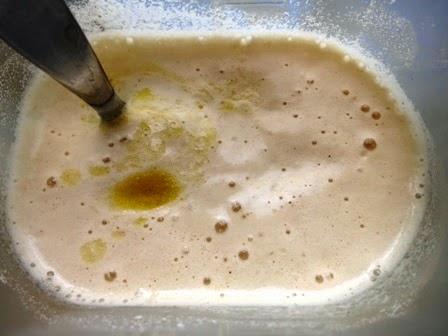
[238,250,249,260]
[363,138,377,150]
[231,202,242,212]
[215,220,228,233]
[315,275,324,283]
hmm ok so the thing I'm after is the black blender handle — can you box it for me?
[0,0,124,121]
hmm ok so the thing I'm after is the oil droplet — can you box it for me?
[89,166,110,176]
[134,217,148,228]
[80,239,107,264]
[111,230,126,239]
[133,88,154,103]
[109,169,182,210]
[61,169,81,186]
[81,112,100,125]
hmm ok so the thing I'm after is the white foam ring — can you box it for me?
[0,0,443,334]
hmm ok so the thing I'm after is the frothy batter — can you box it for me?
[7,35,428,305]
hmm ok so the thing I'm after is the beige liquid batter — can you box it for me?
[7,35,428,305]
